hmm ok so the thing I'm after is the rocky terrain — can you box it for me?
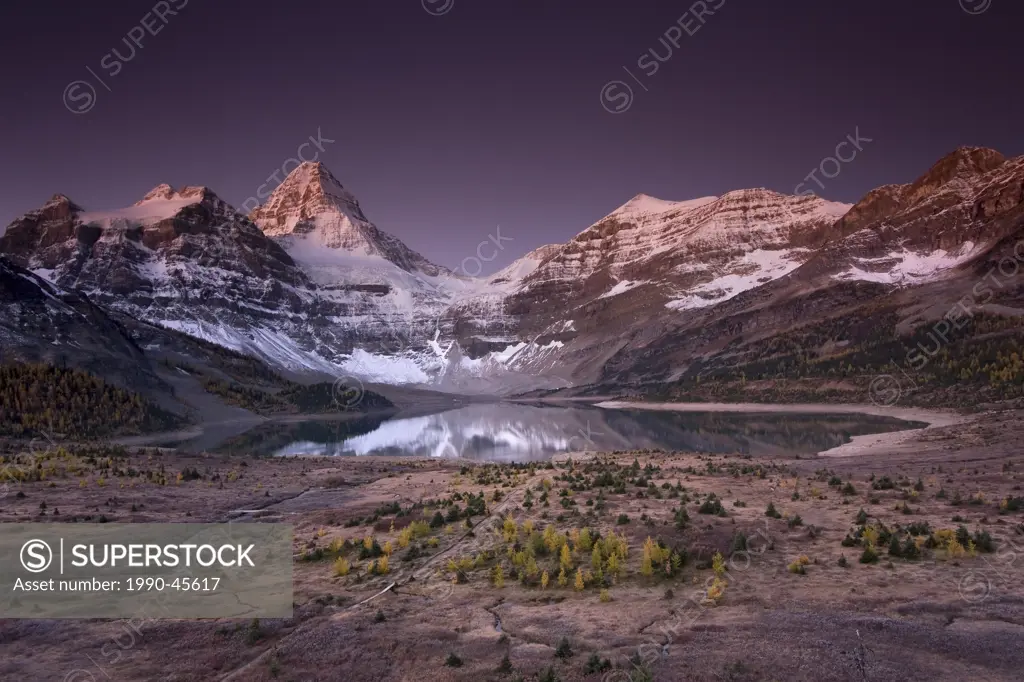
[2,404,1023,681]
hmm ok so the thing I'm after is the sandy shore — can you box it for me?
[596,400,973,458]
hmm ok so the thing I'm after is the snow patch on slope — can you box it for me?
[78,198,198,227]
[835,242,981,285]
[599,279,649,299]
[340,349,433,384]
[667,249,807,311]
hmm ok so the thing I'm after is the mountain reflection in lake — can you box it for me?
[178,403,925,461]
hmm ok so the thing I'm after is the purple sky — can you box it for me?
[1,0,1021,272]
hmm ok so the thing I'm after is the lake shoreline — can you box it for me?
[596,400,972,458]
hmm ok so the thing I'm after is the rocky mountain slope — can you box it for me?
[581,147,1024,407]
[2,147,1021,405]
[0,175,451,380]
[0,255,170,397]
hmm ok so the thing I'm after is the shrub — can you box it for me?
[787,515,803,528]
[444,652,463,668]
[956,525,971,548]
[1000,497,1023,514]
[370,556,389,575]
[698,494,725,516]
[855,508,868,525]
[765,502,782,519]
[616,514,630,525]
[973,529,995,553]
[860,545,879,564]
[706,576,727,603]
[585,653,611,674]
[838,554,849,568]
[712,552,727,578]
[873,476,895,490]
[554,637,574,659]
[888,535,902,557]
[333,557,350,577]
[359,538,383,560]
[245,618,264,645]
[906,521,932,536]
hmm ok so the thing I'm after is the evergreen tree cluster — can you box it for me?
[0,363,183,438]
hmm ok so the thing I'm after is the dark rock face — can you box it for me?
[0,256,170,399]
[0,184,349,372]
[0,195,83,264]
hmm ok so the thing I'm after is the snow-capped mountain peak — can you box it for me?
[611,193,719,220]
[250,162,368,239]
[4,145,1018,400]
[249,162,446,277]
[135,184,213,206]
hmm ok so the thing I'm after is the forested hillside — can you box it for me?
[0,363,184,438]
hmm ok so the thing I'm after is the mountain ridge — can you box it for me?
[1,146,1021,405]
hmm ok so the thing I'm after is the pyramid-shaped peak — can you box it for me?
[279,162,354,202]
[248,163,447,276]
[250,162,368,237]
